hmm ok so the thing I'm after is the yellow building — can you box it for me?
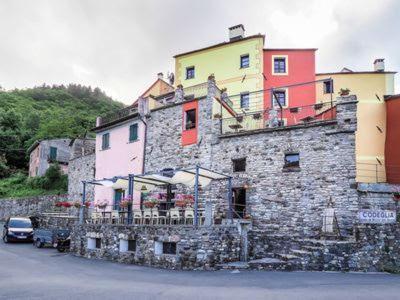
[174,25,264,111]
[316,61,396,183]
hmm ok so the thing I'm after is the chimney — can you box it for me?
[374,58,385,72]
[229,24,245,41]
[157,72,164,80]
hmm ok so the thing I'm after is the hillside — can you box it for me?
[0,84,125,177]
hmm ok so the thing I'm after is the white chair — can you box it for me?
[184,209,194,225]
[143,209,152,225]
[133,209,142,225]
[151,209,159,225]
[169,208,181,225]
[111,210,119,224]
[91,212,101,224]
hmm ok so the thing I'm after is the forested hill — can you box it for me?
[0,84,125,176]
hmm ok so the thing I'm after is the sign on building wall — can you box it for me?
[358,210,397,224]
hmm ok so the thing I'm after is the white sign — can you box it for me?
[358,210,397,224]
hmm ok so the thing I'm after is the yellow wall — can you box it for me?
[316,73,395,182]
[175,37,264,111]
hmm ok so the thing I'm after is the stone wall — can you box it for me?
[70,224,241,270]
[68,153,95,201]
[145,78,359,238]
[0,195,66,221]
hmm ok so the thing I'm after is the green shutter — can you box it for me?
[102,133,110,149]
[129,124,138,142]
[49,147,57,160]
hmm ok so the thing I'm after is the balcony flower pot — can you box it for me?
[213,113,222,119]
[253,113,262,120]
[236,116,243,123]
[339,88,350,96]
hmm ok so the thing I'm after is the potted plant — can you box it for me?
[73,201,82,209]
[339,88,350,96]
[96,200,108,210]
[143,199,158,209]
[253,112,262,120]
[119,197,132,210]
[236,116,243,123]
[62,201,72,208]
[213,113,222,119]
[393,192,400,201]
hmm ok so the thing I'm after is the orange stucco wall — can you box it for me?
[181,100,198,146]
[385,96,400,184]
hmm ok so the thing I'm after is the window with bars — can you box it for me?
[186,66,195,79]
[129,123,138,142]
[274,57,287,73]
[273,90,286,107]
[240,93,250,109]
[102,133,110,150]
[240,54,249,68]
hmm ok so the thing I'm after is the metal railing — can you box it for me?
[221,101,336,135]
[356,162,400,184]
[98,105,138,126]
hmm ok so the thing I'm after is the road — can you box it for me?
[0,239,399,299]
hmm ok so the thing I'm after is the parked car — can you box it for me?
[33,228,70,251]
[2,217,35,243]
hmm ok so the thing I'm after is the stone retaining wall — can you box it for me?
[70,224,241,270]
[0,195,66,221]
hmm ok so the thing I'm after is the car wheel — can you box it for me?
[35,239,43,248]
[3,235,9,243]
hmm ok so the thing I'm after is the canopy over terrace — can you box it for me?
[81,166,233,226]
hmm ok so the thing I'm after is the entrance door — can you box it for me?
[114,189,125,210]
[232,188,246,218]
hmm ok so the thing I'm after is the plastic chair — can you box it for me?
[133,209,142,225]
[184,209,194,225]
[169,208,181,225]
[151,208,159,225]
[143,209,152,225]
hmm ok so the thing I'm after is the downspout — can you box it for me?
[139,116,147,211]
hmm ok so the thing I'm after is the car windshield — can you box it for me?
[9,219,32,228]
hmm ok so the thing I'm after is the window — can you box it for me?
[273,57,287,74]
[129,124,138,142]
[232,158,246,172]
[49,147,57,160]
[102,133,110,150]
[128,240,136,252]
[163,242,177,255]
[240,54,249,68]
[273,90,286,107]
[323,80,334,94]
[240,93,250,109]
[186,66,195,79]
[95,238,101,249]
[284,153,300,168]
[184,109,196,130]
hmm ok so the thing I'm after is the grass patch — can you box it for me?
[0,164,67,199]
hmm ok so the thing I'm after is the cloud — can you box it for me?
[0,0,398,103]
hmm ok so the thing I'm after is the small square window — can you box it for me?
[128,239,136,252]
[129,124,138,142]
[274,57,286,74]
[186,67,195,79]
[95,238,101,249]
[102,133,110,150]
[240,93,250,109]
[240,55,249,68]
[185,109,196,130]
[272,90,286,107]
[323,80,334,94]
[233,158,246,172]
[284,153,300,168]
[163,242,177,255]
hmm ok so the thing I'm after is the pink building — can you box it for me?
[93,75,174,209]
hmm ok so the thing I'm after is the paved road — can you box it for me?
[0,239,399,300]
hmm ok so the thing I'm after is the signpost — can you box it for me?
[358,210,396,224]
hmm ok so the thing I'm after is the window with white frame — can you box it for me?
[272,56,288,75]
[272,90,287,107]
[240,93,250,109]
[240,54,249,68]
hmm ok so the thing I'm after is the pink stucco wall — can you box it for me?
[29,145,41,177]
[95,119,145,208]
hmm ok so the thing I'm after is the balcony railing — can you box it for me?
[98,105,138,127]
[221,101,336,135]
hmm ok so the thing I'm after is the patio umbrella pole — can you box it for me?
[79,181,86,224]
[128,174,134,224]
[227,177,233,223]
[194,165,199,227]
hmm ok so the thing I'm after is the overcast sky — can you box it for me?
[0,0,399,104]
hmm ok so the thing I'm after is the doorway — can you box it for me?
[114,189,125,210]
[232,188,246,218]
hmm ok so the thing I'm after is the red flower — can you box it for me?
[62,201,72,208]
